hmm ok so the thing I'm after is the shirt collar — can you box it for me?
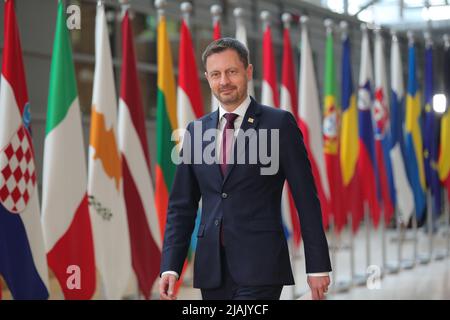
[218,95,251,121]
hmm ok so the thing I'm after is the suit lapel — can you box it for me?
[223,98,261,185]
[202,110,223,182]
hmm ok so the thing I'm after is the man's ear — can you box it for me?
[247,64,253,80]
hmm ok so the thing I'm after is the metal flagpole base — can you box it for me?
[420,191,434,266]
[384,261,399,274]
[353,273,367,287]
[434,249,447,261]
[331,279,352,293]
[418,253,431,265]
[400,259,415,270]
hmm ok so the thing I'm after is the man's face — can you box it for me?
[205,49,253,107]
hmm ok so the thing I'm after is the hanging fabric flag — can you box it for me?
[42,0,96,300]
[118,5,161,299]
[212,5,221,40]
[374,29,395,227]
[260,10,295,242]
[210,4,222,112]
[88,2,132,300]
[280,13,298,121]
[422,34,442,217]
[234,7,255,97]
[404,32,426,221]
[177,1,205,273]
[280,13,301,246]
[155,0,178,248]
[438,36,450,202]
[0,0,49,299]
[260,11,279,108]
[177,3,204,131]
[298,16,331,235]
[389,31,414,223]
[323,20,342,231]
[357,25,381,226]
[340,22,362,232]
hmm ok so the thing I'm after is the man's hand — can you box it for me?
[159,274,178,300]
[307,275,330,300]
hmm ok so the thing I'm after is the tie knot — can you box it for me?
[223,113,238,124]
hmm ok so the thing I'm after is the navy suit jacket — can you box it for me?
[160,98,331,289]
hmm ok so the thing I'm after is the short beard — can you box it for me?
[213,87,247,107]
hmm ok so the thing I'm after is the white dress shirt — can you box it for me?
[162,96,329,279]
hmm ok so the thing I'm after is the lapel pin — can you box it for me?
[248,117,254,123]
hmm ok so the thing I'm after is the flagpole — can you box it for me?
[390,30,403,273]
[119,0,130,19]
[364,202,372,286]
[211,4,222,31]
[234,7,246,45]
[358,23,372,287]
[404,30,419,270]
[96,1,107,300]
[234,7,255,98]
[179,1,196,289]
[209,4,222,113]
[418,32,434,266]
[411,209,419,268]
[282,12,297,300]
[155,0,165,24]
[398,210,407,270]
[381,201,387,277]
[260,10,270,34]
[181,2,192,28]
[421,190,433,264]
[435,191,447,260]
[374,26,389,277]
[348,212,356,287]
[446,189,450,257]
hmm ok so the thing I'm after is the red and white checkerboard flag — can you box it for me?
[0,0,49,299]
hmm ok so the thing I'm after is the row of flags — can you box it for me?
[253,10,450,246]
[1,1,450,299]
[0,0,169,300]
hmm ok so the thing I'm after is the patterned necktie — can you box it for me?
[220,113,239,176]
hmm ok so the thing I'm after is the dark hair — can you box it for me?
[202,37,249,70]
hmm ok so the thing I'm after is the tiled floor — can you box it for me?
[1,221,449,300]
[174,222,450,300]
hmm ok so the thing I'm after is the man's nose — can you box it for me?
[219,73,231,85]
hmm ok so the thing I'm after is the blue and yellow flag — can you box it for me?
[405,42,426,220]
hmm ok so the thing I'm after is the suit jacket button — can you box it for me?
[221,193,228,199]
[214,219,220,226]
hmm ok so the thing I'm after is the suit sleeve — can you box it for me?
[160,122,201,275]
[279,112,332,274]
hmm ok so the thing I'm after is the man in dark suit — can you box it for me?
[160,38,331,300]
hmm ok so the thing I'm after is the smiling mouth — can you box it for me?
[220,88,235,94]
